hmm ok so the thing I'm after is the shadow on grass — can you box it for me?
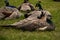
[0,35,7,40]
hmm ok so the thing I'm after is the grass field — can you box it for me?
[0,0,60,40]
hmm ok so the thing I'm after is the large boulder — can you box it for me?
[0,10,55,31]
[0,6,22,20]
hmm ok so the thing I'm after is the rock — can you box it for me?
[0,6,22,20]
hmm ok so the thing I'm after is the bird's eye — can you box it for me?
[48,15,52,17]
[47,15,52,19]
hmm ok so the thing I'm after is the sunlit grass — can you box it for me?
[0,0,60,40]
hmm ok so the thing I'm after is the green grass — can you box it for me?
[0,0,60,40]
